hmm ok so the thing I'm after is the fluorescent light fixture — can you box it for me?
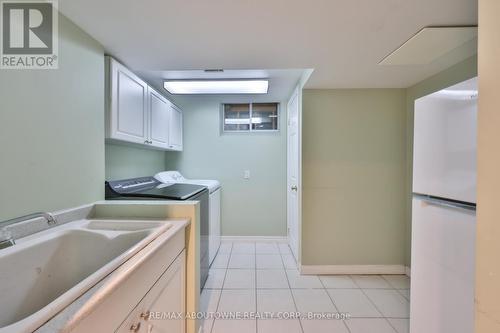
[163,79,269,94]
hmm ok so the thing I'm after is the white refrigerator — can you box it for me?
[410,77,477,333]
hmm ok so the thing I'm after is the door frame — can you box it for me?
[286,86,302,265]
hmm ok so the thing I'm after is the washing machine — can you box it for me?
[155,171,221,265]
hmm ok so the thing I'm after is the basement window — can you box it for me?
[222,103,279,132]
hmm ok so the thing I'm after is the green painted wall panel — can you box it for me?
[105,143,167,180]
[0,15,105,220]
[302,89,407,265]
[165,96,287,236]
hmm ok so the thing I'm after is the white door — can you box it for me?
[287,88,300,261]
[109,59,148,144]
[149,88,171,149]
[168,105,183,151]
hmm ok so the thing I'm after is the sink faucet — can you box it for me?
[0,212,58,249]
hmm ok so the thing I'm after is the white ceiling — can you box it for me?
[59,0,477,90]
[138,69,305,103]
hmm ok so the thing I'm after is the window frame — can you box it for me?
[221,102,280,133]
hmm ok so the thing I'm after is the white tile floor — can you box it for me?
[201,241,410,333]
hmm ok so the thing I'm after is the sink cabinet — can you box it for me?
[117,251,185,333]
[106,57,183,151]
[69,228,186,333]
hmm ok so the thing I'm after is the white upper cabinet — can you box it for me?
[106,57,148,144]
[168,104,183,151]
[148,87,171,149]
[106,57,183,151]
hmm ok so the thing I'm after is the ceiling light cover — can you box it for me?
[163,80,269,94]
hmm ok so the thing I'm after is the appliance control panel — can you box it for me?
[106,177,161,193]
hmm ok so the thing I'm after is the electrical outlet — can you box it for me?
[244,170,250,179]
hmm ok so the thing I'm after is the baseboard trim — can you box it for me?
[300,265,407,275]
[220,236,288,243]
[405,266,411,277]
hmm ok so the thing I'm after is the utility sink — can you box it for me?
[0,218,171,332]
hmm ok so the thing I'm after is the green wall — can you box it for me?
[300,57,477,267]
[301,89,407,265]
[0,15,105,220]
[105,143,167,180]
[404,55,477,266]
[165,96,287,236]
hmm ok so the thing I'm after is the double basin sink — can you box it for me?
[0,219,172,332]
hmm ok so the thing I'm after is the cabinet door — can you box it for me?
[149,88,171,149]
[168,105,183,151]
[108,58,148,144]
[116,251,186,333]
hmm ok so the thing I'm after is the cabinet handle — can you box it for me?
[130,322,141,332]
[149,140,153,144]
[144,140,149,144]
[291,185,298,191]
[140,311,151,321]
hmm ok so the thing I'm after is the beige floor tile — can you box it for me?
[257,319,302,333]
[229,254,256,269]
[327,289,382,318]
[345,318,397,333]
[319,275,357,289]
[257,269,289,289]
[200,318,214,333]
[199,289,219,333]
[217,289,256,313]
[351,275,392,289]
[301,319,349,333]
[218,242,233,254]
[257,289,297,313]
[286,270,323,289]
[292,289,337,314]
[256,254,284,269]
[382,275,411,289]
[278,243,292,254]
[204,269,226,289]
[232,242,256,254]
[201,288,221,313]
[281,254,297,269]
[387,318,409,333]
[397,289,410,301]
[212,319,256,333]
[363,289,410,318]
[256,242,280,254]
[212,254,230,269]
[224,269,256,289]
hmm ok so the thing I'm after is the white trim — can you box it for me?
[220,236,288,243]
[405,266,411,277]
[300,265,407,275]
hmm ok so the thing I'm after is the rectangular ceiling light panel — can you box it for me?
[379,26,478,65]
[163,80,269,94]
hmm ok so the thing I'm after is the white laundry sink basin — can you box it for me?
[0,219,171,333]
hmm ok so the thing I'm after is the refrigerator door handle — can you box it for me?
[413,193,476,212]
